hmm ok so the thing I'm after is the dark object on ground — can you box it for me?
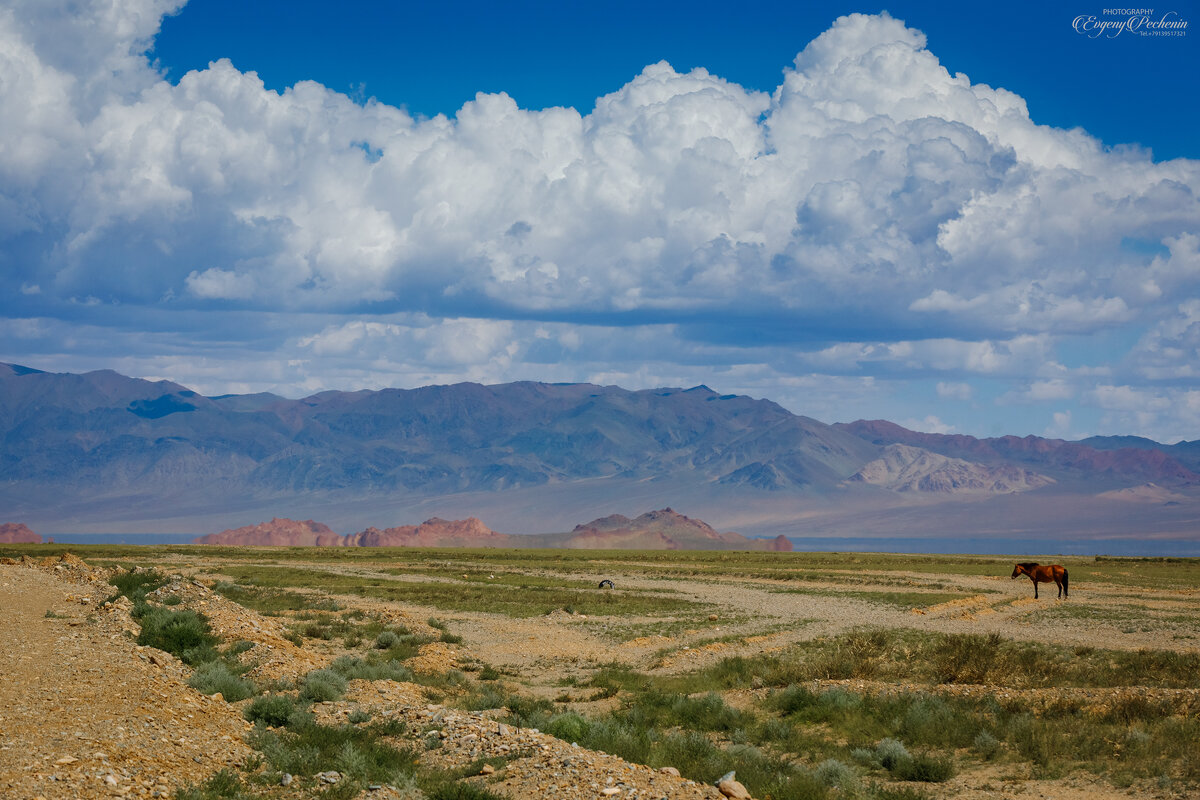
[598,579,614,589]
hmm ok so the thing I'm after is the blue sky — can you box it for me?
[2,0,1199,441]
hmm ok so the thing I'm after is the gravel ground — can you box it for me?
[1,552,1195,800]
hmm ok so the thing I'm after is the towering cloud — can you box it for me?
[2,2,1198,439]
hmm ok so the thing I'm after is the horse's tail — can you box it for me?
[1062,567,1069,598]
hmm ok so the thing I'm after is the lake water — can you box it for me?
[785,536,1200,557]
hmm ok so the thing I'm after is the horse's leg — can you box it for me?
[1033,579,1038,599]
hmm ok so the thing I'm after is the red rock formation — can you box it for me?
[0,522,41,544]
[567,508,790,551]
[345,517,509,547]
[193,518,345,546]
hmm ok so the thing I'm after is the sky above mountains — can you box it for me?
[2,0,1198,441]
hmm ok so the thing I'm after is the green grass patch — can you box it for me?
[771,587,987,608]
[211,580,339,614]
[219,564,703,618]
[250,715,418,785]
[660,629,1200,690]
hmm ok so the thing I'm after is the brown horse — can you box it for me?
[1011,562,1068,599]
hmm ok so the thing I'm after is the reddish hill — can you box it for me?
[563,508,792,551]
[345,517,512,547]
[0,523,41,544]
[193,510,793,551]
[194,518,344,546]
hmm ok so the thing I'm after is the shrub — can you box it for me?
[891,752,955,783]
[771,685,819,715]
[426,783,507,800]
[875,738,911,770]
[973,730,1001,760]
[545,712,590,744]
[175,768,245,800]
[348,709,372,724]
[188,661,256,702]
[300,669,349,702]
[136,606,219,665]
[814,758,856,788]
[375,630,400,649]
[329,655,413,683]
[460,685,508,712]
[227,640,255,657]
[250,717,417,782]
[245,694,298,727]
[107,569,168,604]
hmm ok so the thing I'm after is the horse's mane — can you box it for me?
[1016,562,1040,569]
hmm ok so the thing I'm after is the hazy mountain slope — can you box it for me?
[835,420,1199,487]
[849,444,1055,494]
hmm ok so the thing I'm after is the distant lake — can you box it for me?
[43,533,203,545]
[786,536,1200,557]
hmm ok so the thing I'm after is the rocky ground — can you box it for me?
[1,552,1196,800]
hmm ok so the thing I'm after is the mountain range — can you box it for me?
[2,362,1198,545]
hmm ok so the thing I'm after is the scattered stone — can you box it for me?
[55,756,78,765]
[658,767,680,777]
[280,773,293,786]
[717,774,751,800]
[479,764,496,775]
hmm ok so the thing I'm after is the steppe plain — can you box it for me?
[1,544,1198,800]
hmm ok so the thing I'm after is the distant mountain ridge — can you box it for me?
[3,363,1198,542]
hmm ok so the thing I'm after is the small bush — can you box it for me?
[545,712,590,744]
[245,694,298,727]
[461,685,508,712]
[175,768,245,800]
[891,752,955,783]
[250,717,417,782]
[108,569,168,604]
[973,730,1001,760]
[136,606,219,665]
[227,640,255,657]
[814,758,857,788]
[426,783,507,800]
[348,709,372,724]
[875,738,911,770]
[440,631,464,645]
[300,668,349,702]
[162,594,182,606]
[329,655,413,683]
[188,661,256,702]
[375,630,400,649]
